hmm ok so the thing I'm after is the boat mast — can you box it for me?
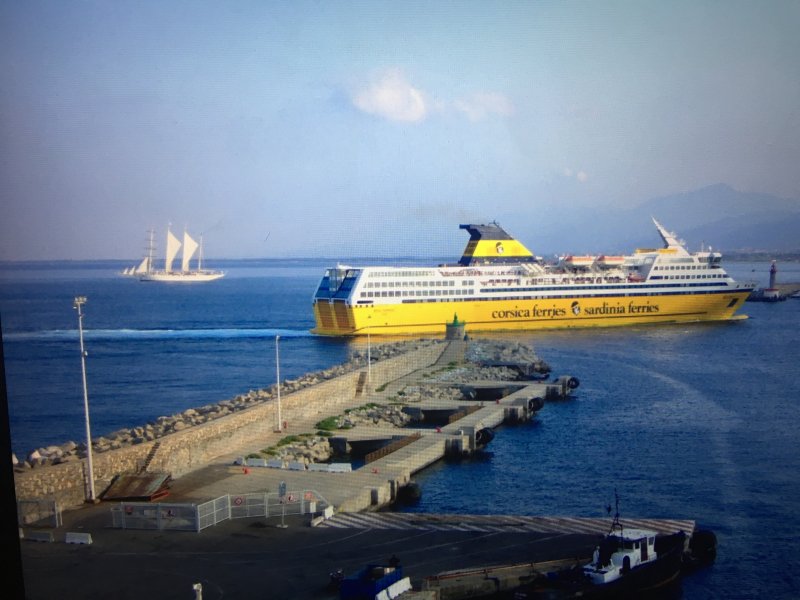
[198,234,204,271]
[146,229,155,274]
[165,225,170,272]
[606,488,623,537]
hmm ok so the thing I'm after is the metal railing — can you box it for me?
[365,433,422,463]
[110,489,330,532]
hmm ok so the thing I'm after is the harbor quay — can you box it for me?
[16,336,701,599]
[13,337,557,513]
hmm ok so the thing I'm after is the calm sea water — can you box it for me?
[2,259,799,599]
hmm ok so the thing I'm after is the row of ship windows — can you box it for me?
[358,280,728,299]
[361,272,724,290]
[363,265,715,279]
[364,280,475,288]
[651,274,726,280]
[489,281,728,293]
[653,265,718,271]
[361,289,475,298]
[392,288,731,303]
[367,270,434,278]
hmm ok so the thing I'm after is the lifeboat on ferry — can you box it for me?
[561,255,596,268]
[597,255,625,268]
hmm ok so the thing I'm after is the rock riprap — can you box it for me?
[13,339,442,470]
[13,339,547,470]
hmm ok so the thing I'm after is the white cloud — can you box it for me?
[563,168,589,183]
[454,92,515,122]
[351,70,514,125]
[352,69,428,123]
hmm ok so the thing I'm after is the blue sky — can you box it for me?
[1,1,798,260]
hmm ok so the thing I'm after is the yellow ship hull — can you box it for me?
[312,291,751,336]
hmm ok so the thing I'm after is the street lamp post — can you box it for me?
[275,335,282,432]
[366,314,372,396]
[367,332,371,396]
[73,296,96,502]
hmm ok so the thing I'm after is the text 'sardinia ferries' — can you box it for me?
[311,219,754,336]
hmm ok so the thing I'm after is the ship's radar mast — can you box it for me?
[652,217,690,256]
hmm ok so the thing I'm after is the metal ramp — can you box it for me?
[101,472,172,501]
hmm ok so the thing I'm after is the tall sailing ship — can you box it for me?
[121,227,225,282]
[311,218,754,336]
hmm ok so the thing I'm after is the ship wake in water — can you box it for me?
[4,327,313,342]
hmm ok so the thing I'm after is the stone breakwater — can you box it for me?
[251,340,550,466]
[466,339,551,372]
[14,338,555,513]
[244,404,413,466]
[12,339,441,471]
[423,364,524,383]
[393,384,466,403]
[414,339,552,385]
[15,341,447,513]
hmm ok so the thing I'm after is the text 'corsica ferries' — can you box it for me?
[311,219,754,336]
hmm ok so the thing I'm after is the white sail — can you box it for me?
[181,231,199,272]
[133,256,150,274]
[164,229,182,273]
[128,225,225,282]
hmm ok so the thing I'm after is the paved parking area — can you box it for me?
[20,504,599,600]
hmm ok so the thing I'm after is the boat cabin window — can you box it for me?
[622,538,644,550]
[332,269,361,299]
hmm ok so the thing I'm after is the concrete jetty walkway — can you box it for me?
[166,339,554,512]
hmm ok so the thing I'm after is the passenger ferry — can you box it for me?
[311,219,754,336]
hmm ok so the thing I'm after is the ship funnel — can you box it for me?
[458,223,535,266]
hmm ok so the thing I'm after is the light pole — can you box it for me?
[275,335,282,432]
[366,314,372,396]
[73,296,96,502]
[367,331,371,396]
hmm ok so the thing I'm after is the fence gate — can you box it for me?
[198,496,231,530]
[265,489,326,518]
[229,493,267,520]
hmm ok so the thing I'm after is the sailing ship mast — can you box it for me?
[164,226,182,274]
[181,230,199,273]
[131,229,155,276]
[122,225,224,282]
[198,233,205,271]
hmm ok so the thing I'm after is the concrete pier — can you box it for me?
[201,346,570,514]
[16,338,707,600]
[15,338,576,516]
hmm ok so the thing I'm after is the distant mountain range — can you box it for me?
[526,184,800,255]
